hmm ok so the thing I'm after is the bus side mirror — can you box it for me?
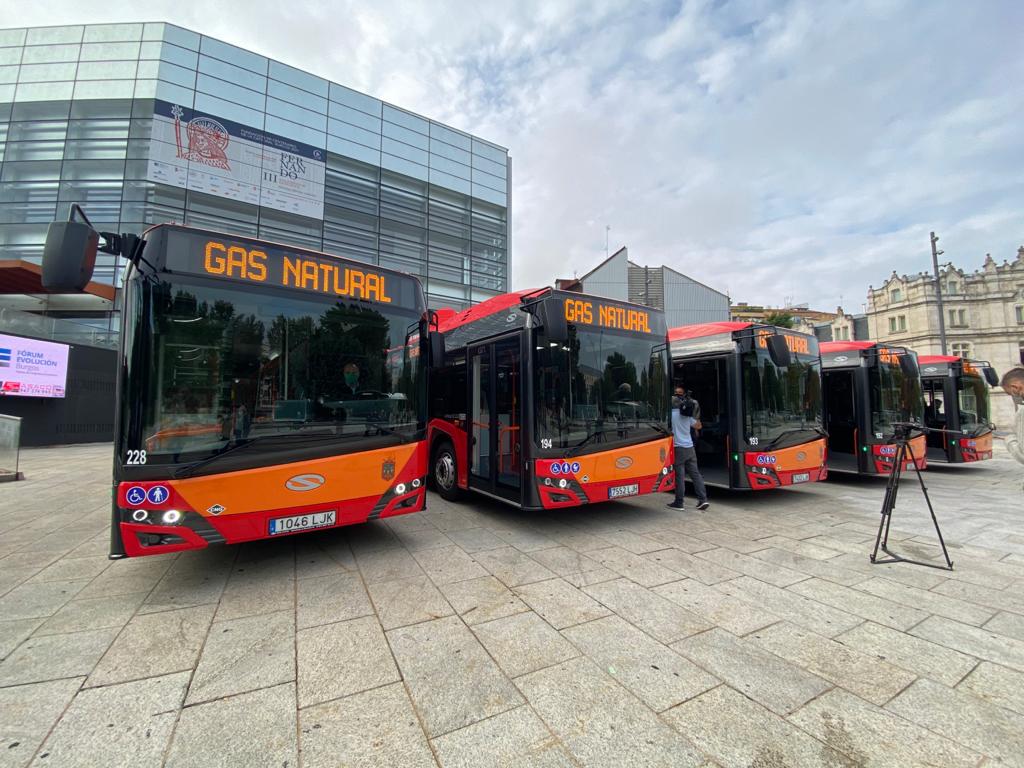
[42,220,99,291]
[766,335,792,367]
[537,301,569,342]
[430,330,445,365]
[898,353,919,378]
[983,367,999,387]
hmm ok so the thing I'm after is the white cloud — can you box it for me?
[2,0,1021,310]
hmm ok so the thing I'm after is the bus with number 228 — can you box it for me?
[428,288,674,509]
[43,212,436,558]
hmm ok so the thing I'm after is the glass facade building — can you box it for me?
[0,23,510,326]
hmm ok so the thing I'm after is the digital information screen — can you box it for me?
[0,334,70,398]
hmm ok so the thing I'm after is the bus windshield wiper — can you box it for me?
[758,425,826,451]
[172,430,361,479]
[367,422,413,442]
[566,428,621,457]
[645,422,671,436]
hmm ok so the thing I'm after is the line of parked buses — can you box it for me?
[41,222,1001,558]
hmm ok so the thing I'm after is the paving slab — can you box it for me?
[594,529,666,554]
[297,570,373,629]
[431,705,574,768]
[788,687,982,768]
[748,621,915,705]
[297,615,399,708]
[35,591,147,636]
[474,546,557,587]
[958,660,1024,715]
[910,615,1024,671]
[562,614,718,711]
[985,610,1024,640]
[750,547,869,586]
[355,545,425,584]
[692,529,767,554]
[215,572,296,622]
[673,628,830,715]
[514,578,610,630]
[886,677,1024,766]
[934,577,1024,615]
[0,677,82,768]
[472,610,579,678]
[300,682,436,768]
[0,627,118,687]
[515,656,706,768]
[589,546,681,587]
[663,684,857,768]
[165,683,298,768]
[31,671,188,768]
[834,620,976,687]
[438,575,530,626]
[653,578,779,636]
[716,576,862,637]
[528,546,605,578]
[694,547,809,587]
[787,577,929,631]
[584,578,709,642]
[643,528,718,553]
[412,545,488,585]
[0,579,90,621]
[86,604,215,688]
[445,526,508,553]
[368,574,454,630]
[387,615,523,737]
[854,576,995,626]
[754,534,846,560]
[0,618,44,660]
[186,609,295,705]
[645,548,740,584]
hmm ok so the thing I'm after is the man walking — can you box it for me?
[668,384,709,511]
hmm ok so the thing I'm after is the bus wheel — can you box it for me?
[433,441,461,501]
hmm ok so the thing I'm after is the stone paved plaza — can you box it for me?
[1,443,1023,767]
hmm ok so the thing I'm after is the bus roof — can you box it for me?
[918,355,961,365]
[437,288,545,334]
[667,321,753,342]
[819,341,876,353]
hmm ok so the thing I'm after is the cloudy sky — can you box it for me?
[5,1,1022,310]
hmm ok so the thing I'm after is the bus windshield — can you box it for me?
[533,324,668,451]
[870,359,923,436]
[741,347,823,448]
[133,278,425,463]
[957,374,990,433]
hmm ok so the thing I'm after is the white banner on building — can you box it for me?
[147,100,326,220]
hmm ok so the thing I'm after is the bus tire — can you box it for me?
[432,440,462,501]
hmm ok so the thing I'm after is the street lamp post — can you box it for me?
[930,231,948,355]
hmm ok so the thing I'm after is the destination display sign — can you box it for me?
[562,297,660,334]
[755,328,816,356]
[159,228,420,308]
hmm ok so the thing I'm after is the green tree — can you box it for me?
[764,311,795,329]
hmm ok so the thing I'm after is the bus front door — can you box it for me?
[823,369,858,471]
[922,379,949,459]
[673,358,729,486]
[468,336,523,503]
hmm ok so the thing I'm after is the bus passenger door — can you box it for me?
[673,357,729,486]
[922,379,947,458]
[823,369,857,470]
[468,336,523,503]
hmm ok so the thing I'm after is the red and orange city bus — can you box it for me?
[820,341,927,475]
[43,216,433,557]
[668,322,827,490]
[427,288,674,508]
[919,355,998,462]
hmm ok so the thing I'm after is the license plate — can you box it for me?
[269,510,336,536]
[792,473,810,484]
[608,483,639,499]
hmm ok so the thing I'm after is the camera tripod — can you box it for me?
[870,425,953,571]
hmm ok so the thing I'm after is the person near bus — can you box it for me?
[1001,368,1024,478]
[668,384,709,511]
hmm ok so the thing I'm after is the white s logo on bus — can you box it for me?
[286,474,326,492]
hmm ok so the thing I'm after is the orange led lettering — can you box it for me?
[248,250,267,281]
[204,241,227,274]
[332,264,347,296]
[348,269,365,299]
[282,256,300,286]
[366,273,391,303]
[300,259,319,290]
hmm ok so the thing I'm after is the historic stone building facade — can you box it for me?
[866,247,1024,427]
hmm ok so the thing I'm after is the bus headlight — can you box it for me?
[132,509,148,522]
[662,467,669,475]
[544,478,552,486]
[161,510,182,525]
[558,478,567,489]
[411,478,421,489]
[395,483,407,495]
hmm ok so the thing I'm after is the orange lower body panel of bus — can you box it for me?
[958,431,993,462]
[114,442,427,557]
[533,437,674,509]
[871,433,927,474]
[743,438,828,490]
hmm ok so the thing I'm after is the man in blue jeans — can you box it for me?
[668,384,709,511]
